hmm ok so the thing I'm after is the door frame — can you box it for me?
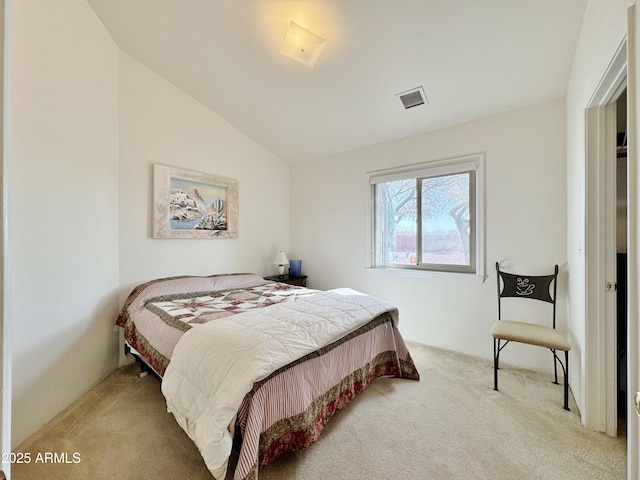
[0,0,9,477]
[626,5,640,477]
[584,38,627,436]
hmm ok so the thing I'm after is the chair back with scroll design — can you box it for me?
[496,265,558,326]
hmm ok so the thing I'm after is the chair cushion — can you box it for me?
[491,320,571,351]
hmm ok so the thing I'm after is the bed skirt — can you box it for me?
[233,312,419,480]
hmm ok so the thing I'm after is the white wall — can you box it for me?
[291,99,567,373]
[565,0,630,418]
[7,0,120,446]
[118,51,291,298]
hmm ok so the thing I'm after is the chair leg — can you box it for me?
[493,338,499,391]
[552,348,559,385]
[563,350,570,411]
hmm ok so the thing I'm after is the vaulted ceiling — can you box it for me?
[87,0,588,163]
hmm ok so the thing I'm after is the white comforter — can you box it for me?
[161,288,396,479]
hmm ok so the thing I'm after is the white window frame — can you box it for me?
[366,153,485,278]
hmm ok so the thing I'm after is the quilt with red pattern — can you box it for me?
[146,282,319,331]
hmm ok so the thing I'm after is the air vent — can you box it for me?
[396,86,427,109]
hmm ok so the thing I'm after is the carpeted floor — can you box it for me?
[13,342,626,479]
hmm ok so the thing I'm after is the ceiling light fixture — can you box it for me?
[280,21,327,68]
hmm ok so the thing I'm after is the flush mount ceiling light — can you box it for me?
[280,20,327,68]
[396,86,428,109]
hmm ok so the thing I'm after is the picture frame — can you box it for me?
[153,164,239,239]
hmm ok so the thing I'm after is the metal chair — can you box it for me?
[491,262,571,410]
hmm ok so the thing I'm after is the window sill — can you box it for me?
[365,266,487,282]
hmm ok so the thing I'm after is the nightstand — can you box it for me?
[264,275,308,287]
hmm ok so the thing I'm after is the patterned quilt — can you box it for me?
[116,274,319,377]
[146,282,320,332]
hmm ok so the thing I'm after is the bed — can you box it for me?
[116,273,419,480]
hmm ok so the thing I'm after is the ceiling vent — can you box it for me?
[396,86,427,109]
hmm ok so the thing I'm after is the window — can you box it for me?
[368,154,484,275]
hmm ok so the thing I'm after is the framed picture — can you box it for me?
[153,164,239,239]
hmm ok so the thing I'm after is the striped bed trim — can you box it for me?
[234,316,419,480]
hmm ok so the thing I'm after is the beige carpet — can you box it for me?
[13,342,626,480]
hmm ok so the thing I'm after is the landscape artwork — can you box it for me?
[153,165,239,239]
[169,177,228,231]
